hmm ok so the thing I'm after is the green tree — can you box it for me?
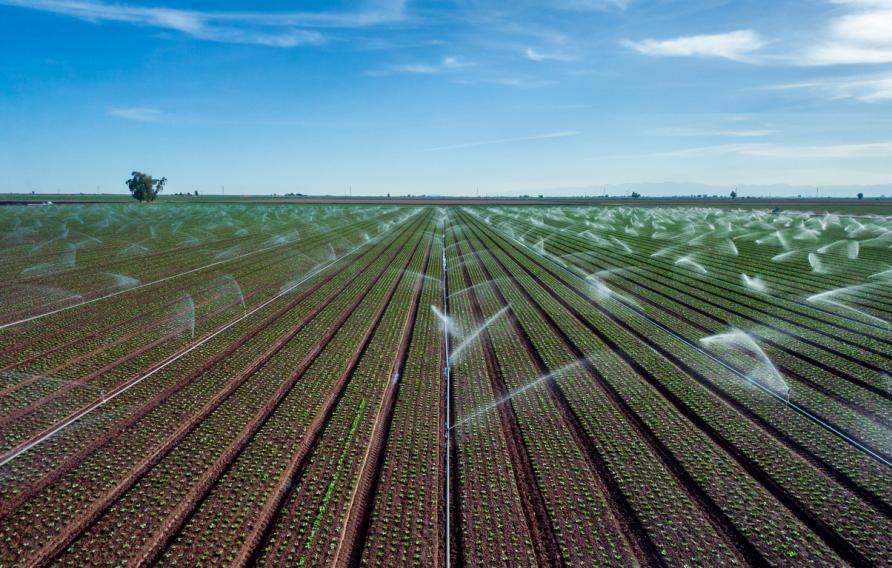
[730,190,737,199]
[857,192,864,199]
[125,171,167,202]
[630,192,641,199]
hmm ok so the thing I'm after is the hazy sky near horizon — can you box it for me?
[2,0,892,196]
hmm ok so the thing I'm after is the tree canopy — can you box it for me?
[126,171,167,202]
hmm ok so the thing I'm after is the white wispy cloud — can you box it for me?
[424,130,581,151]
[108,107,163,122]
[622,30,766,62]
[773,72,892,102]
[554,0,632,10]
[0,0,406,47]
[657,141,892,159]
[493,76,554,88]
[524,47,576,62]
[651,127,779,138]
[799,0,892,65]
[450,76,554,89]
[390,63,439,74]
[370,56,473,76]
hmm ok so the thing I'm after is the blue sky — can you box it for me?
[1,0,892,196]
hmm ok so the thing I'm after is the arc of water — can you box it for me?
[700,328,789,398]
[452,359,586,430]
[675,255,708,275]
[214,275,247,315]
[402,269,442,287]
[807,287,889,327]
[431,305,459,338]
[450,305,509,362]
[771,249,800,262]
[741,274,768,293]
[448,277,509,300]
[807,252,825,273]
[726,239,739,256]
[608,236,633,253]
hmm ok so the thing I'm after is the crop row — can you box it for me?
[50,215,434,567]
[359,228,445,567]
[0,204,396,308]
[453,219,657,567]
[0,213,424,547]
[459,214,851,566]
[508,216,892,363]
[443,218,540,567]
[482,207,892,333]
[0,212,428,566]
[531,206,892,305]
[0,215,414,453]
[501,221,892,453]
[0,211,402,359]
[0,220,296,318]
[251,218,435,567]
[461,210,892,565]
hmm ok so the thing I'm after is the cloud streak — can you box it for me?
[622,30,765,62]
[524,47,576,62]
[108,107,163,122]
[554,0,632,11]
[0,0,406,47]
[424,130,581,151]
[657,141,892,159]
[389,63,438,74]
[369,56,473,76]
[651,127,780,138]
[774,72,892,102]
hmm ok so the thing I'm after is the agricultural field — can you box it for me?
[0,201,890,567]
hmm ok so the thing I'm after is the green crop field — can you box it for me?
[0,202,890,567]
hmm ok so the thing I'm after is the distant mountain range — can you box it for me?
[6,182,892,199]
[522,183,892,199]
